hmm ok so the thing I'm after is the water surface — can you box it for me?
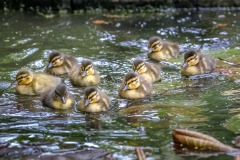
[0,10,240,159]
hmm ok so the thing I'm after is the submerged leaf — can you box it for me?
[173,129,238,152]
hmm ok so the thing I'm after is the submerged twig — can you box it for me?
[218,57,240,66]
[135,147,146,160]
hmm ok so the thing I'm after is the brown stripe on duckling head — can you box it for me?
[148,36,162,46]
[184,50,198,62]
[124,72,139,84]
[84,87,98,98]
[133,59,145,70]
[49,51,64,61]
[16,69,32,80]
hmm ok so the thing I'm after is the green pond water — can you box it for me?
[0,9,240,159]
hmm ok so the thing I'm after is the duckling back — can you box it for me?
[133,59,161,83]
[119,72,151,99]
[79,87,110,113]
[147,36,180,61]
[16,69,61,95]
[181,50,216,76]
[42,84,74,110]
[46,51,78,76]
[70,60,100,87]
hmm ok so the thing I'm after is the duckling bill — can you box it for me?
[79,87,110,113]
[70,59,100,87]
[42,84,74,110]
[181,50,216,76]
[119,72,151,99]
[46,50,78,76]
[16,69,61,95]
[147,36,180,61]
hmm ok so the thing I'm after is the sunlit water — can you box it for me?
[0,10,240,159]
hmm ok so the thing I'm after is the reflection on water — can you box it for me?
[0,10,240,159]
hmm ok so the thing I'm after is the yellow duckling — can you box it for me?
[147,36,180,61]
[46,50,78,76]
[79,87,110,113]
[132,59,161,83]
[119,72,151,99]
[181,50,216,76]
[70,59,100,87]
[42,84,74,109]
[16,69,61,95]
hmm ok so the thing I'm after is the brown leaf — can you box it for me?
[215,23,227,27]
[92,20,110,25]
[173,129,239,152]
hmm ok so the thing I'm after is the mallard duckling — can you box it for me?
[46,50,78,76]
[181,50,216,76]
[119,72,151,99]
[70,59,100,87]
[42,84,74,110]
[147,36,180,61]
[79,87,110,113]
[132,59,161,83]
[16,69,61,95]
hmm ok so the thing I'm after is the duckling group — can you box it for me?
[15,36,216,112]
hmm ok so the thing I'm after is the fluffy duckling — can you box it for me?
[45,50,78,76]
[70,60,100,87]
[132,59,161,83]
[42,84,74,110]
[181,50,216,76]
[79,87,110,113]
[119,72,151,99]
[147,36,180,61]
[16,69,61,95]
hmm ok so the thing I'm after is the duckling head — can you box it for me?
[83,87,100,106]
[53,84,69,104]
[148,36,163,54]
[182,50,200,68]
[47,51,64,68]
[80,60,95,77]
[16,69,33,85]
[132,59,147,74]
[122,72,140,90]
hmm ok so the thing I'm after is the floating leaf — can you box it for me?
[92,20,110,25]
[173,129,238,152]
[215,23,227,27]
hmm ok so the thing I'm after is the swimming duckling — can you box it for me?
[79,87,110,113]
[119,72,151,99]
[16,69,61,95]
[70,59,100,87]
[147,36,180,61]
[132,59,161,83]
[46,50,78,76]
[181,50,216,76]
[42,84,74,110]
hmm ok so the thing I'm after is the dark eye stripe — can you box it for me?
[187,55,197,62]
[137,63,145,70]
[151,42,161,48]
[17,75,28,81]
[82,65,93,71]
[85,65,93,71]
[88,92,97,100]
[52,57,61,63]
[127,78,138,85]
[55,91,62,97]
